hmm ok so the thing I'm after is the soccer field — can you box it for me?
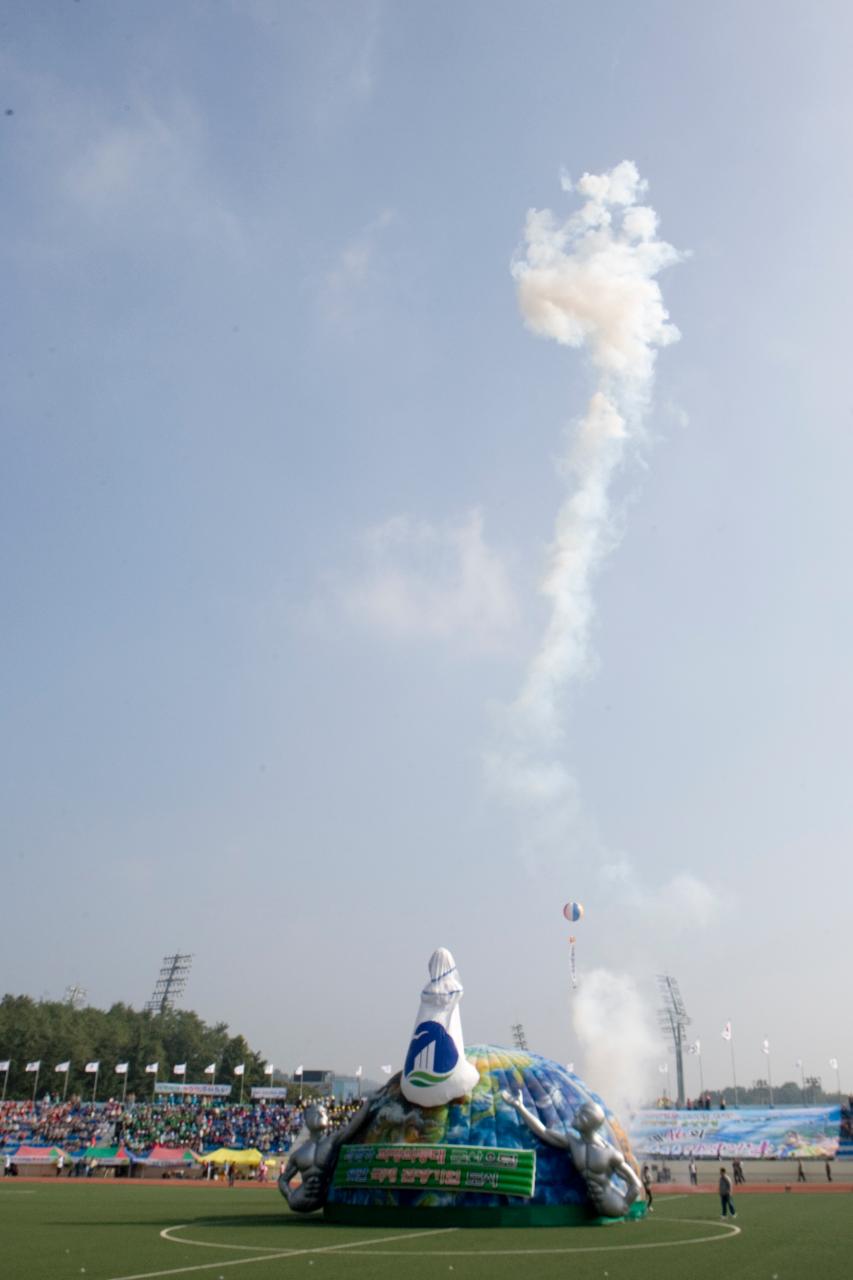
[2,1182,851,1280]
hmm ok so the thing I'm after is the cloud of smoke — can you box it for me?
[572,968,661,1113]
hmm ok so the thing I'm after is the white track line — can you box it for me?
[108,1226,458,1280]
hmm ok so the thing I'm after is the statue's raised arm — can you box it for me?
[503,1092,640,1219]
[500,1089,572,1150]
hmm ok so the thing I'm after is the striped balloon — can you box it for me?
[562,901,584,923]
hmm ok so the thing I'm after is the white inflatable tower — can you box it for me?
[401,947,480,1107]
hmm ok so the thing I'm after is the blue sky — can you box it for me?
[2,1,852,1103]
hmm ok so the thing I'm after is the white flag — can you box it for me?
[55,1061,70,1073]
[795,1059,803,1069]
[380,1064,393,1075]
[26,1061,40,1072]
[566,1062,575,1073]
[830,1057,839,1071]
[115,1063,129,1074]
[658,1063,669,1074]
[761,1039,770,1055]
[295,1065,304,1075]
[84,1061,100,1073]
[233,1063,245,1076]
[173,1063,186,1076]
[203,1063,216,1075]
[264,1062,274,1076]
[145,1062,159,1074]
[355,1065,363,1078]
[0,1060,10,1072]
[721,1022,732,1042]
[687,1039,701,1055]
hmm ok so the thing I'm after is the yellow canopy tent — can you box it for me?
[193,1147,265,1166]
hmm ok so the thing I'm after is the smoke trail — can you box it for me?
[488,162,684,854]
[511,160,683,745]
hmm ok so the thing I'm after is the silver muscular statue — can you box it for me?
[278,1099,371,1214]
[501,1091,642,1218]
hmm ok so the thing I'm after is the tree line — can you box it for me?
[0,994,269,1101]
[653,1080,846,1108]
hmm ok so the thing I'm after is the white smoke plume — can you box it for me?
[489,162,685,855]
[511,160,683,746]
[572,969,661,1113]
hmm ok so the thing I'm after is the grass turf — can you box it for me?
[2,1181,852,1280]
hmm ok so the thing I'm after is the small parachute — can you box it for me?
[562,902,584,989]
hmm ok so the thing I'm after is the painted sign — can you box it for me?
[628,1107,841,1159]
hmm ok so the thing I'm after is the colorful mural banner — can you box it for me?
[334,1143,536,1197]
[628,1107,841,1159]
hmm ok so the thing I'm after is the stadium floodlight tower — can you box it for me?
[511,1023,529,1052]
[145,953,193,1015]
[656,974,691,1107]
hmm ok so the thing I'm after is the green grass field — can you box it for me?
[2,1182,852,1280]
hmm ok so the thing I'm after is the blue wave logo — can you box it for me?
[403,1020,459,1086]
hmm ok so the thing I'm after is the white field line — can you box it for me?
[159,1225,293,1253]
[110,1207,739,1279]
[337,1219,741,1255]
[107,1225,458,1280]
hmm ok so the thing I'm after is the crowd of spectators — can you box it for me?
[0,1096,363,1156]
[0,1099,118,1148]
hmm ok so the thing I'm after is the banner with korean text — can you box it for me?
[153,1082,232,1098]
[333,1144,535,1197]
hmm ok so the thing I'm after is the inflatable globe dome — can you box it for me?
[325,1045,644,1227]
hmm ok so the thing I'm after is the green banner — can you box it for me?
[334,1143,535,1198]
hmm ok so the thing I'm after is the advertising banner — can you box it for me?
[153,1082,232,1098]
[250,1087,290,1100]
[628,1107,841,1159]
[334,1143,535,1197]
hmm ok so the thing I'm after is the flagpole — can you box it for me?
[239,1070,244,1105]
[63,1065,70,1103]
[153,1068,157,1101]
[1,1064,8,1103]
[92,1065,98,1104]
[33,1064,40,1104]
[834,1061,842,1101]
[730,1037,738,1108]
[122,1070,128,1105]
[697,1047,705,1099]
